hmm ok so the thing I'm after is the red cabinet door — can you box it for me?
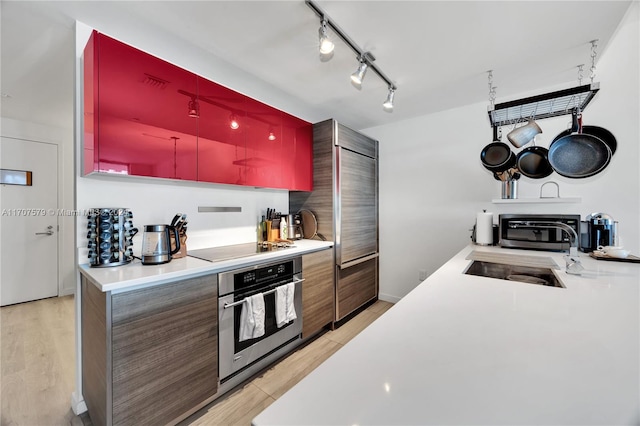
[95,33,198,180]
[282,114,313,191]
[83,31,99,175]
[197,77,246,185]
[243,97,284,189]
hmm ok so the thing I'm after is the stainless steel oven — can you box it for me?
[218,257,303,383]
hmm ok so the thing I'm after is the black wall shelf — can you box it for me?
[487,82,600,128]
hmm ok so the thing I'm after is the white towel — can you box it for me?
[275,282,297,328]
[239,293,265,342]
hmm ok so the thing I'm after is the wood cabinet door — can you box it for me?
[302,249,335,337]
[95,33,198,180]
[110,275,217,425]
[336,257,377,321]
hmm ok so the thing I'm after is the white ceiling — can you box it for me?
[0,1,632,131]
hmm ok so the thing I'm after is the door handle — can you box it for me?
[35,226,54,236]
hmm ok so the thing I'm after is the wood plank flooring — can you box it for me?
[0,296,393,426]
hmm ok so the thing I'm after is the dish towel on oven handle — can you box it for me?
[239,293,265,342]
[275,282,297,328]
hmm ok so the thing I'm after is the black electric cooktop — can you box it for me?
[187,242,295,263]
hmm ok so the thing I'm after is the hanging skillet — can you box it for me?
[516,136,553,179]
[551,124,617,156]
[548,108,611,178]
[480,127,516,173]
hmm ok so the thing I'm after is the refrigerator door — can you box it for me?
[336,146,378,266]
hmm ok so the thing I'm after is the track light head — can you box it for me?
[383,88,395,112]
[318,19,334,61]
[350,59,369,90]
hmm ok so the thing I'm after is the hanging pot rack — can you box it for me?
[487,82,600,129]
[487,40,601,130]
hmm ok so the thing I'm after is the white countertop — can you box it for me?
[79,239,333,293]
[253,244,640,425]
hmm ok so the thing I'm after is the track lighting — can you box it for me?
[188,97,199,118]
[229,113,239,130]
[318,19,334,61]
[383,88,395,112]
[306,0,397,110]
[350,58,369,90]
[268,127,276,141]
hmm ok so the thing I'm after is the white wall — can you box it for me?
[363,2,640,302]
[1,117,76,296]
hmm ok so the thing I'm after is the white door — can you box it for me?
[1,137,58,306]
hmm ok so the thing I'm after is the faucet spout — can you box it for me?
[508,220,583,274]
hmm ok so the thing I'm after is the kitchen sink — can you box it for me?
[464,261,565,288]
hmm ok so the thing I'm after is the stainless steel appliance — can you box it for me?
[580,212,617,252]
[140,224,180,265]
[290,119,378,322]
[218,257,303,383]
[87,207,137,267]
[499,214,581,251]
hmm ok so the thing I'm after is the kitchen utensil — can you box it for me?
[141,224,180,265]
[480,141,516,173]
[507,119,542,148]
[299,209,326,240]
[551,125,617,156]
[516,143,553,179]
[548,108,611,178]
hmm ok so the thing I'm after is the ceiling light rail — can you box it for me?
[305,0,397,112]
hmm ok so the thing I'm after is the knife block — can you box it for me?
[170,233,188,259]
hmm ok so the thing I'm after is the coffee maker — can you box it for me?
[580,212,617,252]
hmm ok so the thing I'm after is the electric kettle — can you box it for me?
[141,224,180,265]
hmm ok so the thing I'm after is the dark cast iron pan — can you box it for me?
[516,145,553,179]
[548,108,611,178]
[551,125,617,156]
[480,128,517,173]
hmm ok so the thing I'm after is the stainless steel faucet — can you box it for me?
[509,221,584,275]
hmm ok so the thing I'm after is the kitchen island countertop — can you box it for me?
[253,244,639,425]
[79,239,333,293]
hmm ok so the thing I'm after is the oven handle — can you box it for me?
[222,278,305,309]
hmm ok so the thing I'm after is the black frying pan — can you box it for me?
[480,141,516,173]
[516,145,553,179]
[551,125,617,156]
[548,108,611,178]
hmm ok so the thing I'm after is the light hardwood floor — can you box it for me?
[1,296,393,426]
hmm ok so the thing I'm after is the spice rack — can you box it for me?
[487,82,599,129]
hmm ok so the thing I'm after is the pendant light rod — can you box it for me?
[305,0,397,91]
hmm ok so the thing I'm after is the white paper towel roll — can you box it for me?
[476,211,494,245]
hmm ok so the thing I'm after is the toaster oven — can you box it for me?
[499,214,581,251]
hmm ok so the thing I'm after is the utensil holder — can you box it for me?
[170,233,188,259]
[501,180,518,199]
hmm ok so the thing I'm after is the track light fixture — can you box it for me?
[383,87,395,112]
[318,19,334,61]
[350,57,369,90]
[306,0,397,112]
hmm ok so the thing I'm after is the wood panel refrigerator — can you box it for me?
[290,119,378,322]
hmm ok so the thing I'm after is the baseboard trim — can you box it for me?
[71,391,87,415]
[378,292,401,304]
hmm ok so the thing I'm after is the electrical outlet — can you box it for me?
[419,269,428,282]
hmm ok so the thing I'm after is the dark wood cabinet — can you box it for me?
[302,249,334,337]
[81,274,218,426]
[83,30,312,190]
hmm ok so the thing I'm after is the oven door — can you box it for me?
[218,275,303,381]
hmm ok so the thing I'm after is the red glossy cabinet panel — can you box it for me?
[244,97,284,188]
[282,114,313,191]
[84,31,313,190]
[83,32,99,176]
[87,32,198,180]
[197,77,246,185]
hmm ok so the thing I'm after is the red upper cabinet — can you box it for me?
[197,77,246,185]
[282,114,313,191]
[83,31,312,190]
[86,32,198,180]
[244,97,284,188]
